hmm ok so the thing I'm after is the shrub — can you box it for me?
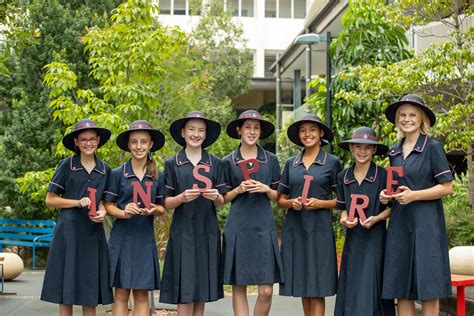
[444,174,474,248]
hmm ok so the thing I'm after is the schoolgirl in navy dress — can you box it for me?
[221,110,283,316]
[103,121,165,316]
[277,114,341,316]
[380,94,453,316]
[334,127,395,316]
[159,112,226,316]
[41,118,113,316]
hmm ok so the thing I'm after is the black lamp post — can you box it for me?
[293,31,333,153]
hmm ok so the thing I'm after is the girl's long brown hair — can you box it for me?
[146,152,158,180]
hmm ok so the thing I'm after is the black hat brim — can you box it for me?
[62,127,111,152]
[226,118,275,139]
[287,120,333,147]
[338,140,389,156]
[385,100,436,126]
[169,117,221,148]
[116,128,165,152]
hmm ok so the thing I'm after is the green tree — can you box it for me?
[190,0,252,102]
[15,0,252,222]
[303,0,412,165]
[0,1,39,80]
[0,0,120,218]
[187,0,252,158]
[17,0,206,201]
[289,0,419,245]
[330,0,411,69]
[347,0,473,206]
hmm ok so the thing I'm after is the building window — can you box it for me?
[294,0,305,18]
[264,51,283,78]
[159,0,198,15]
[226,0,254,17]
[241,0,254,17]
[228,0,239,16]
[280,0,291,18]
[265,0,277,17]
[159,0,254,17]
[265,0,306,19]
[160,0,172,14]
[174,0,187,15]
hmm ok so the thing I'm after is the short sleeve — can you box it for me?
[48,158,69,195]
[335,171,346,210]
[430,140,453,184]
[103,168,121,203]
[277,160,291,195]
[331,157,343,192]
[270,155,281,190]
[155,171,165,206]
[214,158,229,194]
[164,160,177,197]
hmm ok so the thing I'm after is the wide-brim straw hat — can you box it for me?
[226,110,275,140]
[385,94,436,126]
[62,118,111,152]
[287,114,333,147]
[116,120,165,152]
[338,126,388,156]
[169,111,221,148]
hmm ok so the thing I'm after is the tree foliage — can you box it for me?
[190,0,252,101]
[345,0,473,205]
[13,0,251,219]
[0,1,40,76]
[304,0,412,165]
[444,174,474,247]
[0,0,120,219]
[330,0,411,69]
[305,0,473,208]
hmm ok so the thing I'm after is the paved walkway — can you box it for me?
[0,270,336,315]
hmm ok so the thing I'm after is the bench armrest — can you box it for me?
[33,234,53,244]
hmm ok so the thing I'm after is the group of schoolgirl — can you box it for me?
[41,94,453,316]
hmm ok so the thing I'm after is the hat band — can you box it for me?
[401,97,424,105]
[239,113,262,120]
[130,123,151,129]
[305,118,322,124]
[75,122,98,129]
[352,133,378,141]
[187,113,205,118]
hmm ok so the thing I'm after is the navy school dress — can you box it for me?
[159,149,226,304]
[221,145,284,285]
[382,134,453,300]
[277,149,342,297]
[103,160,163,290]
[334,162,395,316]
[41,155,113,306]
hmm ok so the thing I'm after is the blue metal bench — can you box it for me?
[0,219,56,269]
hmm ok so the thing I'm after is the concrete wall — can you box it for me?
[411,14,473,53]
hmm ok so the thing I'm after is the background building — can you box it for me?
[157,0,313,110]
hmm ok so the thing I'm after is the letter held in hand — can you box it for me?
[300,174,314,204]
[132,181,153,209]
[238,158,260,181]
[386,166,404,195]
[347,194,369,222]
[192,165,213,192]
[87,187,97,217]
